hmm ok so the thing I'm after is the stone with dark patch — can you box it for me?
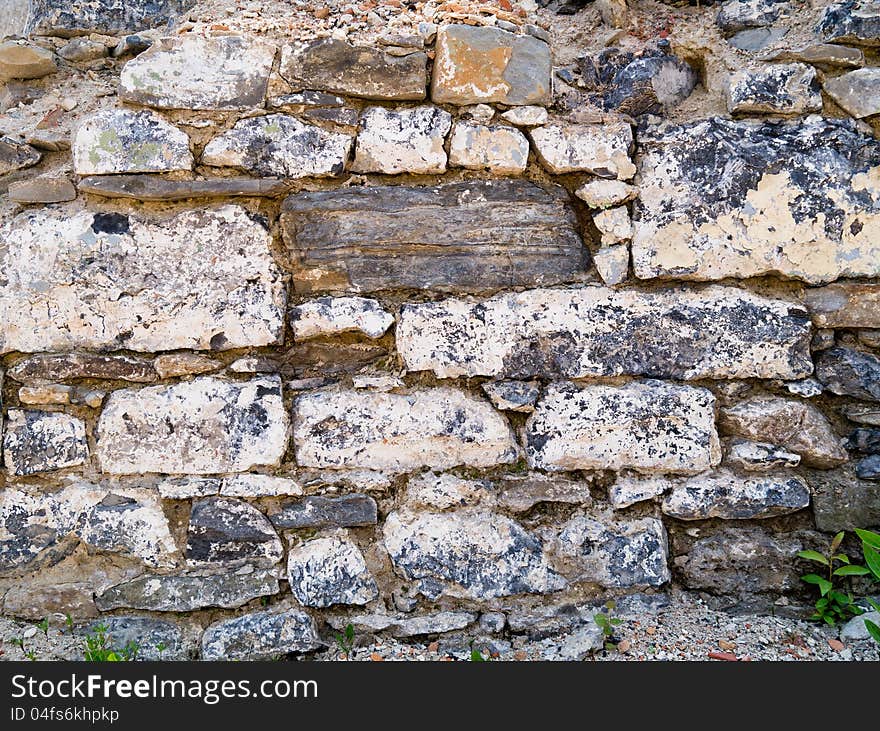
[287,530,378,607]
[817,1,880,45]
[856,454,880,479]
[8,353,156,384]
[82,617,187,660]
[186,497,283,565]
[823,68,880,119]
[77,175,292,200]
[26,0,196,37]
[0,135,40,175]
[727,63,822,115]
[3,409,88,475]
[201,609,321,660]
[845,427,880,453]
[268,495,377,530]
[481,380,541,412]
[280,180,585,293]
[810,464,880,530]
[716,0,788,35]
[816,347,880,401]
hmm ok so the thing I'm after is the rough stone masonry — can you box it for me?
[0,0,879,660]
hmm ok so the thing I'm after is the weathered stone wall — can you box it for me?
[1,0,879,659]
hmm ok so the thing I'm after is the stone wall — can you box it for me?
[1,0,880,659]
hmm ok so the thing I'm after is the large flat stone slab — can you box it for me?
[280,38,427,100]
[293,387,518,472]
[279,180,585,293]
[96,376,288,475]
[397,285,811,380]
[0,205,285,354]
[525,381,721,474]
[119,34,275,110]
[632,116,880,284]
[431,24,550,105]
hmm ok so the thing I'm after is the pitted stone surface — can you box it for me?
[119,34,275,110]
[281,38,427,100]
[351,106,451,175]
[287,530,378,607]
[632,116,880,284]
[816,347,880,401]
[269,495,377,529]
[397,286,812,380]
[818,1,880,45]
[290,297,393,341]
[26,0,196,36]
[525,381,721,474]
[727,64,821,115]
[73,108,192,175]
[431,24,551,106]
[186,497,282,565]
[529,122,634,178]
[280,180,585,293]
[293,388,518,472]
[726,440,802,471]
[0,206,285,354]
[448,121,529,174]
[201,609,321,661]
[383,508,565,599]
[3,410,88,476]
[96,376,288,475]
[202,114,352,178]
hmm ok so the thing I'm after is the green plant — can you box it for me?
[83,624,139,662]
[468,640,491,661]
[855,528,880,644]
[798,531,869,626]
[156,641,167,660]
[36,617,49,638]
[593,600,623,651]
[335,623,355,659]
[65,614,74,634]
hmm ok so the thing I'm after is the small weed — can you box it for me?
[335,623,355,659]
[593,600,623,651]
[468,640,491,661]
[798,531,869,626]
[855,528,880,644]
[83,624,139,662]
[36,618,49,638]
[65,614,74,634]
[156,641,167,660]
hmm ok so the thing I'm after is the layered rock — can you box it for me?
[397,286,811,380]
[280,180,585,293]
[0,206,285,354]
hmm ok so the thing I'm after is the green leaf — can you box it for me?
[816,597,830,609]
[833,565,871,577]
[855,528,880,549]
[610,618,623,626]
[865,620,880,645]
[470,649,486,662]
[832,554,850,564]
[867,598,880,614]
[864,544,880,580]
[797,550,829,566]
[831,532,845,553]
[801,574,833,595]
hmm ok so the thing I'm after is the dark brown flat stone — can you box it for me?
[78,175,292,200]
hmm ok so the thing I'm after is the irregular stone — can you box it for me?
[58,37,107,62]
[554,515,670,587]
[843,405,880,426]
[676,527,802,593]
[0,483,176,572]
[816,347,880,401]
[603,54,698,116]
[397,286,812,380]
[186,497,282,565]
[119,35,275,110]
[26,0,196,36]
[201,609,321,661]
[765,43,864,68]
[858,329,880,347]
[404,472,488,510]
[841,611,880,640]
[529,122,634,178]
[8,353,156,384]
[280,180,585,293]
[383,508,565,599]
[18,384,72,405]
[481,380,540,412]
[791,377,824,396]
[0,82,42,112]
[479,612,506,634]
[632,116,880,284]
[431,24,550,106]
[525,381,720,474]
[3,410,88,475]
[845,427,880,453]
[24,130,69,151]
[290,297,393,341]
[268,494,377,529]
[96,566,279,611]
[0,41,56,80]
[817,1,880,45]
[593,206,632,245]
[856,454,880,479]
[84,617,186,661]
[391,612,475,637]
[823,68,880,119]
[302,106,359,129]
[661,471,810,520]
[805,284,880,328]
[727,64,821,115]
[156,476,220,500]
[96,376,288,475]
[716,0,787,34]
[0,206,285,354]
[280,38,427,100]
[719,397,847,468]
[501,105,548,127]
[293,388,518,472]
[609,476,673,509]
[351,374,404,391]
[78,175,291,200]
[227,357,279,374]
[74,107,192,175]
[448,121,529,175]
[153,353,218,379]
[0,136,40,175]
[350,106,450,175]
[269,90,345,109]
[726,440,802,471]
[575,178,638,208]
[593,244,630,286]
[287,530,378,607]
[281,342,387,376]
[202,114,352,178]
[112,34,154,58]
[495,473,592,513]
[811,464,880,530]
[727,27,788,52]
[558,626,604,659]
[220,474,304,498]
[7,177,76,204]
